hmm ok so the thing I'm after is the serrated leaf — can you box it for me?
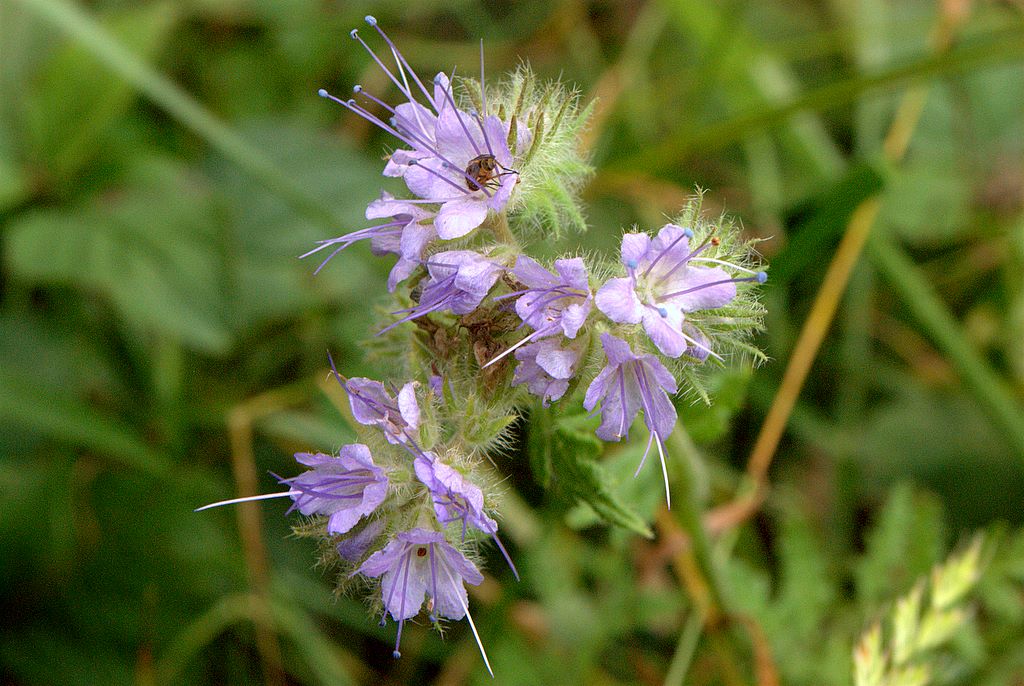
[543,410,653,538]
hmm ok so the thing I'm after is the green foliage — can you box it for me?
[3,0,1024,684]
[528,405,653,538]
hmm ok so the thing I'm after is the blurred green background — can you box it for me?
[2,0,1024,684]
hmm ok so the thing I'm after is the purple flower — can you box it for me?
[301,192,436,291]
[358,528,485,661]
[319,17,530,242]
[280,445,389,535]
[484,255,592,369]
[381,250,503,333]
[595,224,764,359]
[583,334,678,506]
[337,518,386,562]
[511,337,584,406]
[413,451,519,580]
[343,377,421,445]
[413,453,497,536]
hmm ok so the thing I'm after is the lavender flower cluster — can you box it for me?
[199,17,766,673]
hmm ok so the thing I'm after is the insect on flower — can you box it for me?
[464,153,518,191]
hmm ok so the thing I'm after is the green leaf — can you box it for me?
[856,484,945,607]
[4,156,234,353]
[0,370,170,475]
[22,2,177,184]
[535,408,653,538]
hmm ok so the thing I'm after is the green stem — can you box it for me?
[664,611,703,686]
[489,211,518,249]
[868,230,1024,460]
[15,0,338,228]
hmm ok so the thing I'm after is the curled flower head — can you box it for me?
[343,376,421,445]
[281,445,389,535]
[357,528,485,660]
[511,337,584,406]
[583,334,678,505]
[596,224,766,359]
[382,250,503,332]
[319,17,531,242]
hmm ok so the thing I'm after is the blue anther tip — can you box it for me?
[626,259,639,269]
[365,15,377,26]
[756,271,768,283]
[658,307,669,318]
[353,84,362,93]
[349,28,358,38]
[392,650,401,659]
[317,88,329,98]
[684,228,694,238]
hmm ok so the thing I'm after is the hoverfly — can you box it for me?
[464,153,517,191]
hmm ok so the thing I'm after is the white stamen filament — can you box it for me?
[439,560,493,678]
[688,257,758,274]
[193,491,292,512]
[481,329,542,369]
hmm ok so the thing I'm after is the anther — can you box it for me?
[353,84,362,93]
[317,88,329,98]
[756,271,768,283]
[658,307,668,318]
[711,237,720,246]
[349,28,359,39]
[626,259,639,269]
[392,650,401,659]
[683,228,694,238]
[365,15,377,26]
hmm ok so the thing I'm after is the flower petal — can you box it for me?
[560,301,591,339]
[554,257,589,291]
[595,277,643,324]
[641,305,689,358]
[513,255,556,289]
[620,232,651,268]
[436,196,488,239]
[662,265,736,312]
